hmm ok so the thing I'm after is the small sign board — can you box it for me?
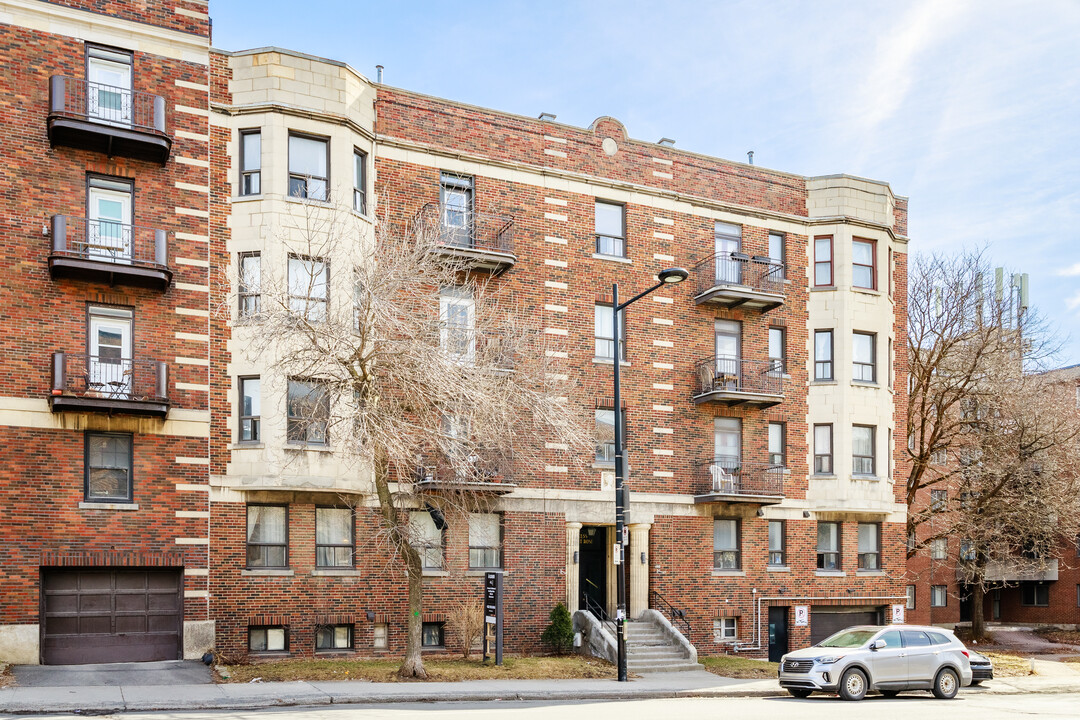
[794,605,809,627]
[483,571,503,665]
[613,543,622,565]
[891,604,905,624]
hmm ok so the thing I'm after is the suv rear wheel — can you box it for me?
[932,667,959,699]
[838,668,868,701]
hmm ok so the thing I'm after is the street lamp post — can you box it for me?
[612,267,688,682]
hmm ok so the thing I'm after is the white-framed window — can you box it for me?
[852,238,876,289]
[594,303,626,360]
[440,286,476,363]
[595,200,625,257]
[930,537,948,560]
[353,149,367,214]
[906,585,917,610]
[468,512,502,569]
[853,332,876,382]
[930,585,947,607]
[713,617,737,642]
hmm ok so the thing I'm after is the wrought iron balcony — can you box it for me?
[414,202,516,275]
[956,558,1058,583]
[693,356,784,407]
[47,76,171,164]
[692,253,785,311]
[414,454,516,494]
[693,457,785,504]
[50,352,169,417]
[48,216,171,290]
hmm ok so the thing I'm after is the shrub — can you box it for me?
[541,602,575,655]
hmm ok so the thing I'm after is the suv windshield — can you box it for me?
[818,629,877,648]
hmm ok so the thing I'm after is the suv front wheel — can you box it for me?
[838,668,868,701]
[932,667,959,699]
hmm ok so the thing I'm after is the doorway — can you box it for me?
[768,606,789,662]
[578,526,607,619]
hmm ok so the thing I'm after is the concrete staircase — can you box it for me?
[625,619,702,673]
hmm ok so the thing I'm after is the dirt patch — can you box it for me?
[982,652,1035,677]
[0,665,13,689]
[1035,629,1080,646]
[954,627,996,645]
[1060,656,1080,665]
[701,655,779,679]
[216,655,617,683]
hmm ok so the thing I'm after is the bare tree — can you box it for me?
[226,197,593,677]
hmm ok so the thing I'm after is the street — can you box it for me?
[19,693,1080,720]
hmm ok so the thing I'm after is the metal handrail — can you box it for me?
[692,252,785,297]
[693,459,785,497]
[51,352,169,402]
[414,202,515,255]
[693,356,784,397]
[49,76,166,134]
[581,593,616,637]
[50,215,168,268]
[649,589,691,638]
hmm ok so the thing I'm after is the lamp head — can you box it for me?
[657,267,689,284]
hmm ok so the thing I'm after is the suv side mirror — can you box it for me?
[870,639,887,650]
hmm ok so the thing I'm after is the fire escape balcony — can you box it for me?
[693,458,786,505]
[691,253,785,311]
[50,352,170,418]
[48,215,171,291]
[47,76,171,164]
[414,202,516,275]
[693,356,784,407]
[414,454,516,495]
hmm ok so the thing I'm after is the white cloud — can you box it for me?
[1067,290,1080,311]
[1058,262,1080,277]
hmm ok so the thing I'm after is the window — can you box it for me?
[713,417,742,475]
[239,376,260,443]
[440,173,474,246]
[813,424,833,474]
[887,337,893,389]
[87,176,133,263]
[411,511,444,570]
[440,286,475,363]
[959,539,975,561]
[814,235,833,286]
[288,255,328,322]
[316,624,352,651]
[768,520,785,566]
[238,252,261,319]
[85,432,133,502]
[930,585,947,607]
[316,507,354,568]
[852,238,876,289]
[768,326,786,375]
[469,512,502,569]
[288,133,328,200]
[768,232,786,278]
[246,505,287,568]
[853,332,876,382]
[888,248,894,298]
[422,621,445,647]
[713,519,740,570]
[287,379,329,445]
[595,408,625,463]
[353,149,367,214]
[594,303,626,360]
[87,304,133,397]
[713,617,737,642]
[930,489,947,512]
[239,130,261,195]
[857,523,881,570]
[817,522,840,570]
[814,330,833,380]
[249,626,287,653]
[595,200,625,257]
[373,622,388,649]
[852,425,876,475]
[86,45,133,125]
[714,222,743,284]
[768,422,785,466]
[906,585,916,610]
[1021,583,1050,607]
[930,538,947,560]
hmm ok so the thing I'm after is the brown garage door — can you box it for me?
[810,609,880,645]
[42,568,182,665]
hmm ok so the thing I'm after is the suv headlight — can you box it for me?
[816,655,844,665]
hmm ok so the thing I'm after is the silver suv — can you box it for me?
[778,625,973,701]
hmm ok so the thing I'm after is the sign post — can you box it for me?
[483,571,503,665]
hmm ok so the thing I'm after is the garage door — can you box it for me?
[42,568,182,665]
[810,608,880,645]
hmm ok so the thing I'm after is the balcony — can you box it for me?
[693,357,784,407]
[692,253,785,311]
[957,559,1059,583]
[440,330,517,373]
[693,458,785,504]
[50,352,169,418]
[48,216,171,291]
[414,455,516,495]
[47,76,171,164]
[414,203,516,275]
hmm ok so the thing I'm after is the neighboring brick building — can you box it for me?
[0,1,212,664]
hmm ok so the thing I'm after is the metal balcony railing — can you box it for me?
[415,454,511,489]
[694,458,786,498]
[49,76,166,135]
[693,356,784,398]
[692,253,785,297]
[414,202,515,256]
[50,352,169,416]
[440,329,517,371]
[50,215,168,268]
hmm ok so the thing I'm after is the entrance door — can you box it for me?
[992,590,1001,620]
[767,606,788,662]
[714,320,741,389]
[714,221,742,284]
[713,417,742,492]
[440,174,473,247]
[578,526,607,619]
[89,306,133,397]
[87,48,133,126]
[88,178,133,263]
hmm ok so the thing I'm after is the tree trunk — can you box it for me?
[372,449,427,679]
[970,576,986,641]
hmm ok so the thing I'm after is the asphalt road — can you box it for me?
[20,693,1080,720]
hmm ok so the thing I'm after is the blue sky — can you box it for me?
[212,0,1080,362]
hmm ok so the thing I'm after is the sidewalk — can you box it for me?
[0,668,1077,714]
